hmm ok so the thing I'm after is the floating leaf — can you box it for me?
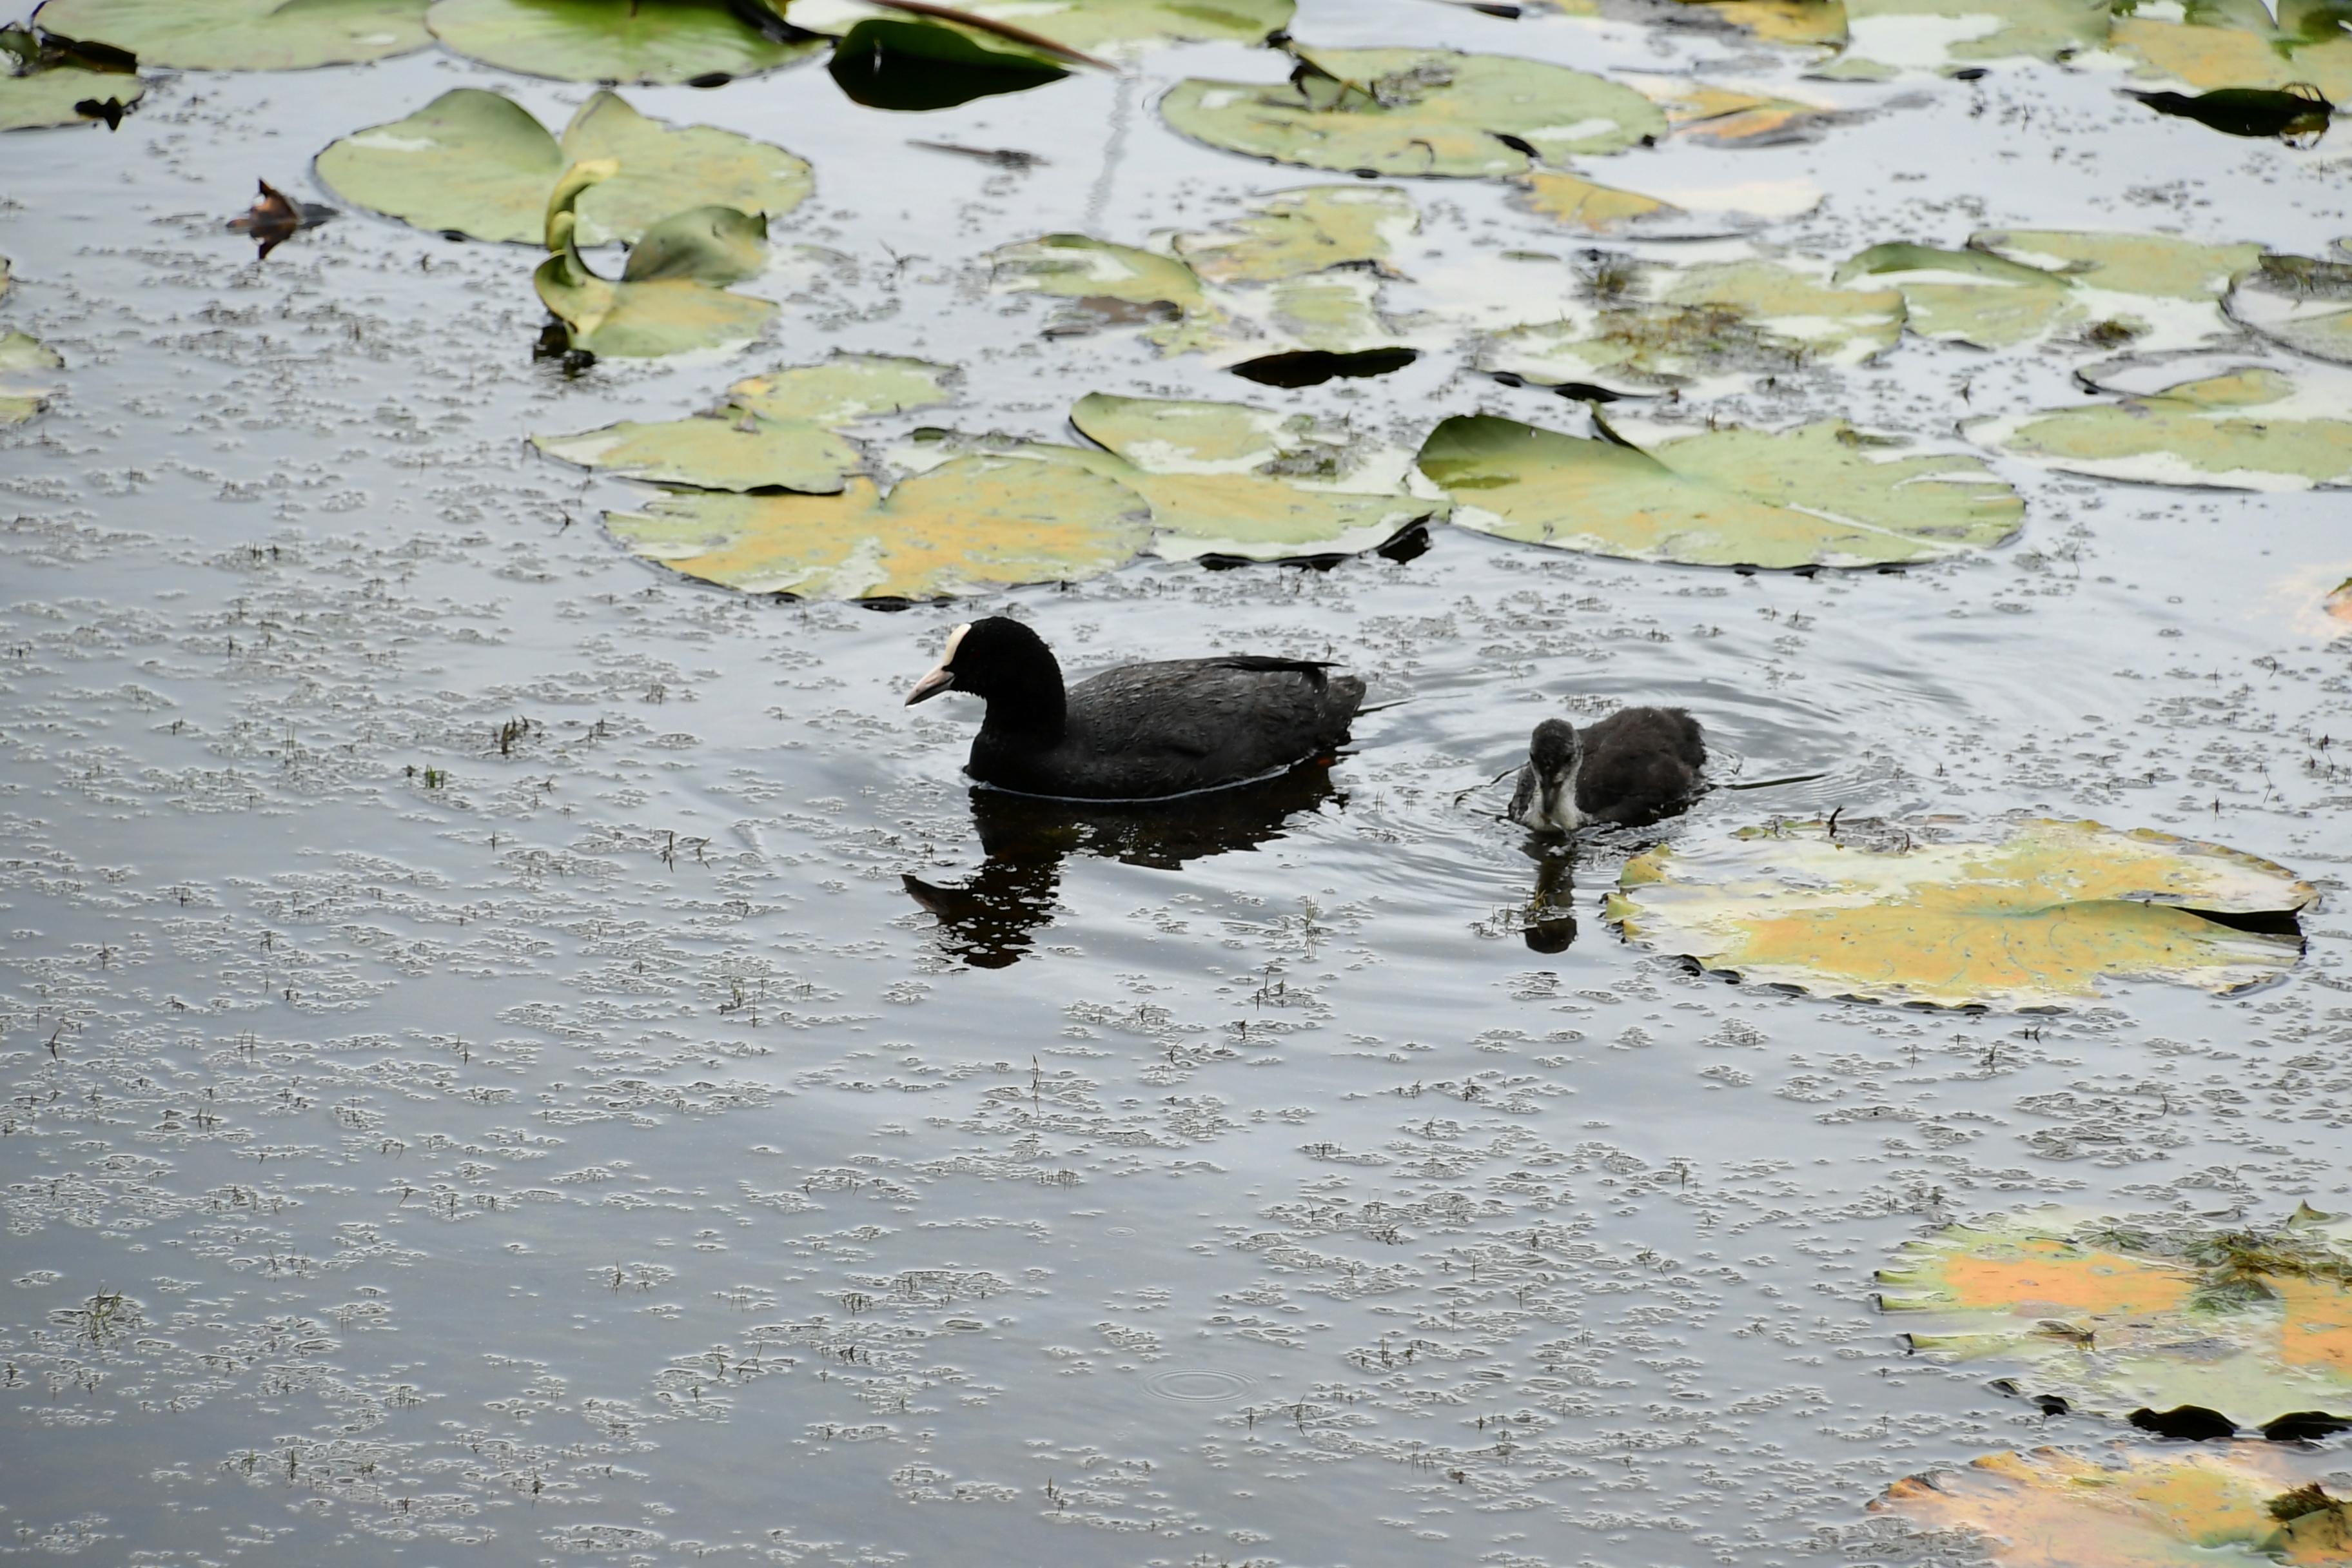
[2113,9,2352,101]
[604,455,1151,600]
[533,353,956,491]
[424,0,819,84]
[1515,171,1674,231]
[1965,357,2352,491]
[1629,75,1841,142]
[0,329,63,424]
[535,162,775,358]
[1605,817,2312,1009]
[1877,1210,2352,1429]
[1160,46,1668,178]
[1836,240,2079,346]
[2227,251,2352,364]
[1172,185,1415,284]
[32,0,429,69]
[1972,228,2264,300]
[989,233,1220,349]
[1822,0,2110,77]
[1052,391,1446,561]
[1481,258,1904,397]
[1674,0,1849,49]
[827,14,1070,111]
[0,23,142,129]
[1873,1444,2352,1566]
[951,0,1292,55]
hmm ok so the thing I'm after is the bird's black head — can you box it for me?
[905,616,1067,734]
[1527,718,1581,779]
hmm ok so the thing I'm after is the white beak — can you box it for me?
[905,663,954,705]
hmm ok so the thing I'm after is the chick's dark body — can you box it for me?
[1573,707,1707,823]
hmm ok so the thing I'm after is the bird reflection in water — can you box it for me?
[904,769,1340,968]
[1521,843,1578,954]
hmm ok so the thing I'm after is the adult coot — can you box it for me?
[1509,709,1706,832]
[905,617,1366,800]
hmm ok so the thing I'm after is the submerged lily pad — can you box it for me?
[1874,1444,2352,1565]
[532,354,956,491]
[535,162,776,358]
[1480,258,1904,397]
[1054,392,1446,561]
[32,0,429,69]
[1418,415,2017,569]
[0,329,63,424]
[1823,0,2110,77]
[1172,185,1415,283]
[1605,817,2313,1010]
[1160,46,1669,177]
[1878,1209,2352,1429]
[425,0,819,84]
[604,455,1152,601]
[319,89,812,248]
[2227,251,2352,364]
[1966,357,2352,491]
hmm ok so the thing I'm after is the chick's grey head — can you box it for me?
[1510,718,1585,833]
[1527,718,1580,779]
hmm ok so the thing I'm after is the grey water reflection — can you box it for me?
[905,767,1343,966]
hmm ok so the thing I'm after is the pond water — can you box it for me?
[3,1,2350,1564]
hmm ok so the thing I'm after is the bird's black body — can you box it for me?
[907,618,1365,801]
[1509,707,1707,832]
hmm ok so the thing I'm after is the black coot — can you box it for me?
[1509,708,1707,832]
[905,617,1366,801]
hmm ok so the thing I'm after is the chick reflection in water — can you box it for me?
[1518,846,1580,954]
[904,769,1340,968]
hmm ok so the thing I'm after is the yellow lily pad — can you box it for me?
[1606,817,2313,1010]
[0,329,63,425]
[1674,0,1850,48]
[603,455,1151,601]
[2113,11,2352,99]
[1873,1444,2352,1566]
[1418,415,2018,569]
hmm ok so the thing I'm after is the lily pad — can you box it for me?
[1877,1209,2352,1429]
[1159,46,1669,178]
[953,0,1292,55]
[1629,75,1840,142]
[989,233,1221,350]
[1836,240,2081,347]
[425,0,820,84]
[1604,817,2313,1010]
[0,329,63,424]
[1171,185,1415,284]
[319,90,812,248]
[827,14,1070,111]
[2113,7,2352,101]
[532,353,956,491]
[2226,251,2352,364]
[1873,1444,2352,1566]
[1421,415,2018,568]
[603,455,1152,601]
[0,24,142,129]
[1821,0,2110,77]
[534,162,776,358]
[1055,392,1446,561]
[1480,258,1905,397]
[32,0,429,70]
[1966,357,2352,491]
[1972,228,2264,300]
[1674,0,1850,48]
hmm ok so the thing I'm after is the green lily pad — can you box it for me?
[1419,413,2019,569]
[1605,817,2313,1010]
[425,0,819,84]
[1965,358,2352,491]
[1836,240,2081,347]
[318,89,812,248]
[1873,1444,2352,1566]
[825,14,1070,110]
[1480,259,1905,398]
[989,233,1222,351]
[535,162,775,358]
[954,0,1292,55]
[1172,185,1415,284]
[1820,0,2110,77]
[1878,1208,2352,1427]
[32,0,429,69]
[532,353,956,491]
[0,329,63,424]
[2227,251,2352,364]
[2113,5,2352,102]
[1972,228,2266,299]
[1160,46,1669,178]
[0,24,142,129]
[604,454,1152,601]
[1052,392,1446,561]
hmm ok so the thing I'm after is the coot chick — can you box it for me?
[905,617,1366,801]
[1509,709,1706,832]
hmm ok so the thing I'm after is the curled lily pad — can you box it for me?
[0,329,63,424]
[827,14,1070,111]
[1057,392,1446,561]
[1160,46,1669,178]
[1172,185,1415,284]
[32,0,429,69]
[425,0,819,84]
[535,163,776,358]
[1966,357,2352,491]
[1481,258,1903,397]
[1821,0,2110,77]
[1879,1209,2352,1429]
[604,455,1152,601]
[533,354,956,491]
[1873,1444,2352,1565]
[320,90,810,248]
[1605,817,2313,1010]
[0,24,142,129]
[2227,251,2352,364]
